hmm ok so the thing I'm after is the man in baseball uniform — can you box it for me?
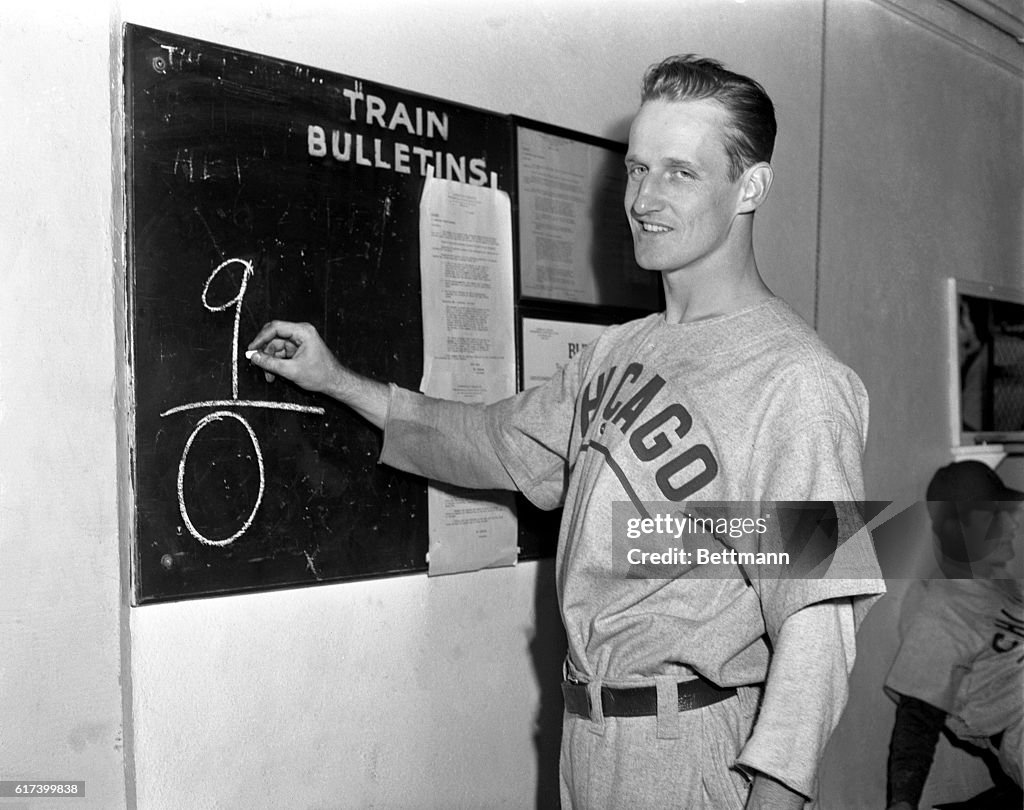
[885,461,1024,810]
[249,55,885,809]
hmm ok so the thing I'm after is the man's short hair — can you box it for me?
[640,55,777,181]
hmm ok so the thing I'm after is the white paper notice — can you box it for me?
[521,317,608,389]
[517,127,654,307]
[419,175,518,576]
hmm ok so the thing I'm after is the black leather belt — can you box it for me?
[562,677,737,720]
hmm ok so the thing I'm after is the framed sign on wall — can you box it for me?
[126,25,513,602]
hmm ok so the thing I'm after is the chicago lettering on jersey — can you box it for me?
[578,362,719,501]
[992,605,1024,664]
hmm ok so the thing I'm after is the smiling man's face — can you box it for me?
[624,98,748,275]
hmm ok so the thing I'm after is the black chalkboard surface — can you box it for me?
[126,25,514,602]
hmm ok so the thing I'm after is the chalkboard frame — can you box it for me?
[125,24,518,603]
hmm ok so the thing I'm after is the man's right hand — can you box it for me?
[247,320,390,429]
[247,320,344,394]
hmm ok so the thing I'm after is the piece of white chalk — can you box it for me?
[245,350,259,361]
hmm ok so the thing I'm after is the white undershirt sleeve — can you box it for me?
[737,599,857,798]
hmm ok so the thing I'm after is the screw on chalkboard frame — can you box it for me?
[148,48,168,74]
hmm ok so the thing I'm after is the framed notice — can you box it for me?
[515,312,621,563]
[521,316,608,389]
[947,278,1024,446]
[513,117,660,310]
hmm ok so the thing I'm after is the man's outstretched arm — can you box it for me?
[247,320,522,494]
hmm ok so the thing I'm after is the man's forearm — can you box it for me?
[324,365,391,430]
[886,695,945,809]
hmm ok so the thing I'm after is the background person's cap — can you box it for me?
[926,460,1024,573]
[927,460,1024,507]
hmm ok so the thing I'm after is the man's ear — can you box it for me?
[737,162,773,214]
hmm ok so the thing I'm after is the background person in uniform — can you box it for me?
[248,55,885,810]
[885,461,1024,810]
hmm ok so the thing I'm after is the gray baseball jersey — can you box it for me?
[382,297,885,803]
[886,578,1024,786]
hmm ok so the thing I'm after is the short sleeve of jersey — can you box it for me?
[381,329,606,511]
[484,337,597,511]
[885,586,973,714]
[746,417,886,640]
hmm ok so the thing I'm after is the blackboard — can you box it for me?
[126,25,515,602]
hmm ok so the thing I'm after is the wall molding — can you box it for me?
[950,0,1024,41]
[870,0,1024,76]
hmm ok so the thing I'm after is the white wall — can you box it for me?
[0,5,130,810]
[816,1,1024,807]
[1,1,1020,808]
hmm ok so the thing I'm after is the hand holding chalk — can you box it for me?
[246,320,346,395]
[248,320,390,429]
[245,348,275,382]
